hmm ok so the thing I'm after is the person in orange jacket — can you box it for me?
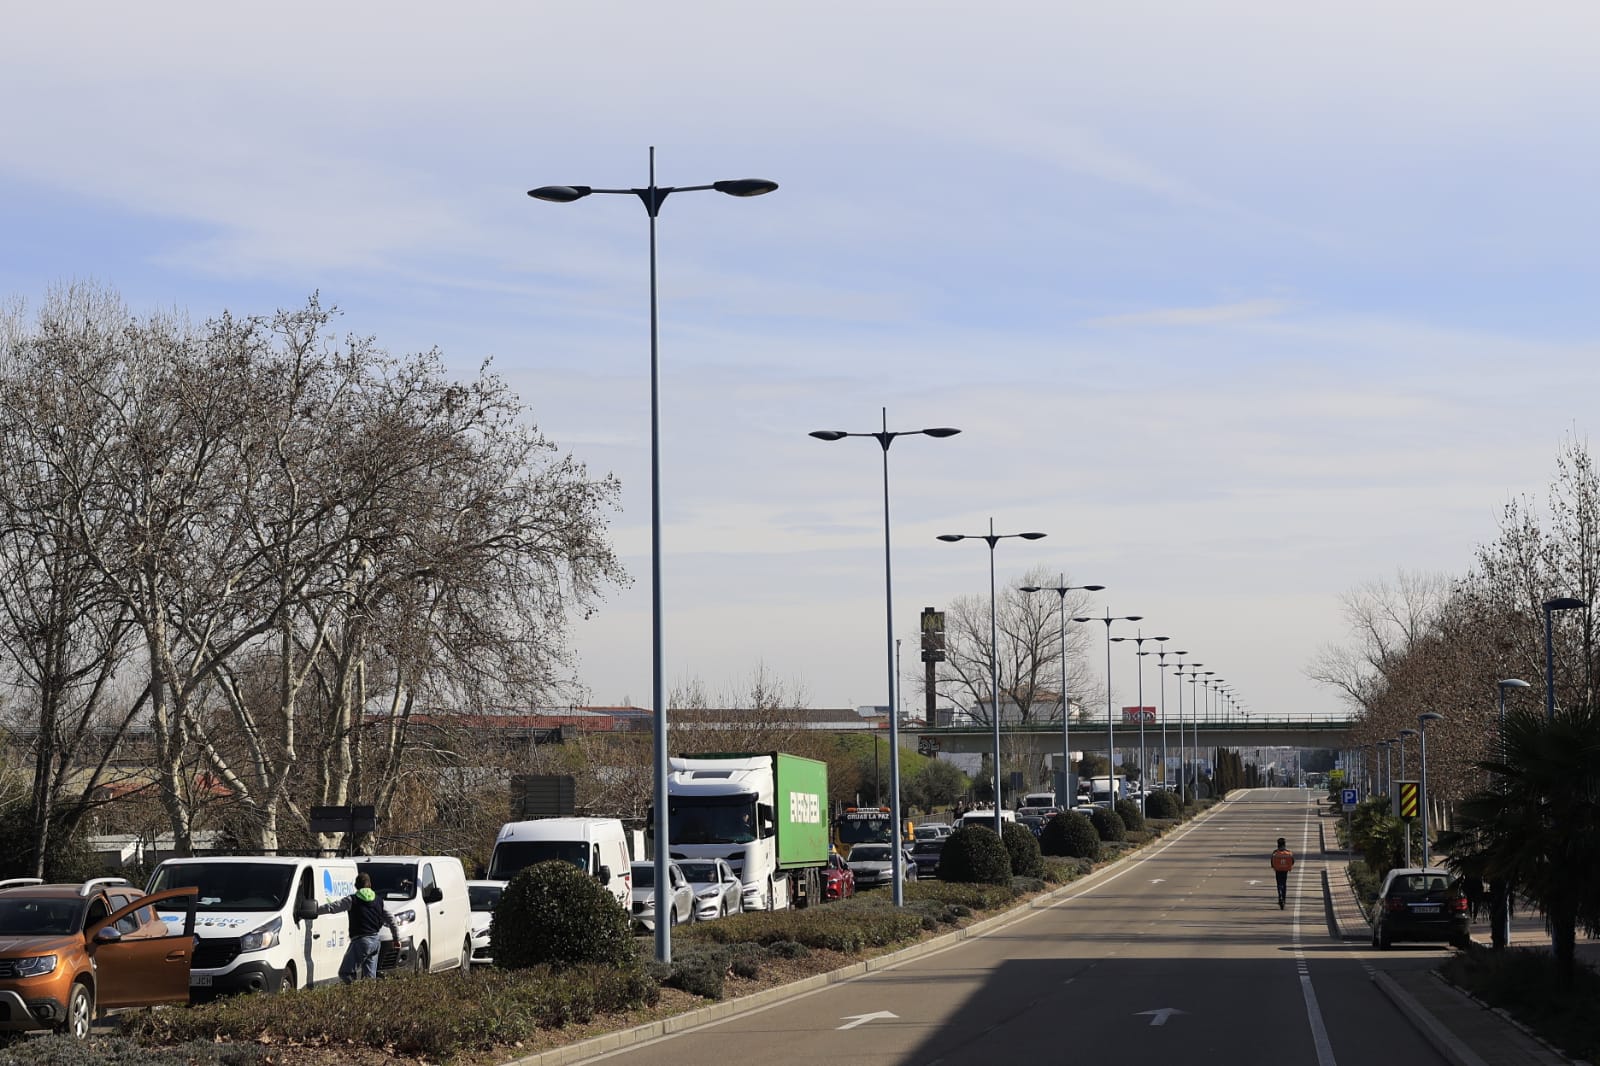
[1271,837,1295,909]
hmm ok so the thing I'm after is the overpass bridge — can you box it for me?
[909,717,1355,761]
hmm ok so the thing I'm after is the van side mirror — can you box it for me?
[294,898,319,922]
[594,865,610,883]
[422,885,443,905]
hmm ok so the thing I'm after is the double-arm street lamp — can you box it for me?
[1156,648,1185,793]
[1019,578,1105,807]
[1112,632,1169,814]
[1418,712,1444,868]
[1542,596,1587,720]
[1073,609,1144,796]
[811,411,960,905]
[528,149,777,964]
[1175,660,1201,803]
[940,520,1047,832]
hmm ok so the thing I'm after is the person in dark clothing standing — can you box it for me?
[318,871,401,982]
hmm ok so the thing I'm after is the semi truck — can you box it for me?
[653,752,830,911]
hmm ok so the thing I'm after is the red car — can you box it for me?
[822,853,855,901]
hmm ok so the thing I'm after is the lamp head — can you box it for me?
[1070,616,1093,623]
[922,427,961,438]
[1082,584,1106,591]
[1019,532,1047,540]
[528,185,593,203]
[1153,635,1170,641]
[808,430,848,441]
[1123,614,1144,621]
[1543,596,1586,611]
[1497,678,1531,690]
[937,534,965,543]
[1398,728,1418,739]
[713,178,779,197]
[1419,712,1444,725]
[1018,585,1042,593]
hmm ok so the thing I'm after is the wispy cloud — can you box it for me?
[1089,299,1292,328]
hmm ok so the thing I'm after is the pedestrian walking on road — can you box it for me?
[318,871,401,982]
[1271,837,1294,909]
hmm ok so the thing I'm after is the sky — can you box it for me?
[4,3,1598,721]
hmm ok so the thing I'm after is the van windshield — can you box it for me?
[361,862,420,901]
[487,841,588,881]
[149,863,295,912]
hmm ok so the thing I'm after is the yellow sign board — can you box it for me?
[1397,781,1419,821]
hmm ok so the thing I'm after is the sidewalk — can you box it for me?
[1317,807,1578,1065]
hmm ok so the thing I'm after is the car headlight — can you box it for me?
[239,917,281,953]
[12,954,58,978]
[391,908,417,926]
[696,888,720,899]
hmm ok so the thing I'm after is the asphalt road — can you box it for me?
[583,789,1453,1066]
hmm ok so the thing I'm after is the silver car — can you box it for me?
[466,879,505,965]
[678,858,744,921]
[845,844,917,888]
[630,860,695,931]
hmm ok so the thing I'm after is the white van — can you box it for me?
[354,855,472,975]
[146,856,357,996]
[956,809,1017,831]
[1019,792,1057,811]
[487,818,631,906]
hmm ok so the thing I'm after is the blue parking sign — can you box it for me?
[1341,788,1358,806]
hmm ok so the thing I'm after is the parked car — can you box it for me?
[911,837,946,879]
[465,880,505,966]
[915,823,953,840]
[678,859,743,921]
[822,853,856,901]
[1371,868,1470,949]
[844,844,917,889]
[0,877,197,1039]
[630,861,694,931]
[1017,815,1047,838]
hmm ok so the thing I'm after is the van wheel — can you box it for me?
[412,943,428,974]
[280,963,298,992]
[460,936,472,972]
[58,981,93,1039]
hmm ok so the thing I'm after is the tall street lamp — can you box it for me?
[940,520,1047,832]
[1073,609,1144,800]
[1397,728,1418,866]
[1019,578,1105,807]
[1418,712,1444,868]
[1177,660,1202,803]
[1492,678,1530,947]
[529,149,777,964]
[1155,646,1183,792]
[1112,631,1169,814]
[1542,596,1586,720]
[1377,740,1392,806]
[811,410,959,905]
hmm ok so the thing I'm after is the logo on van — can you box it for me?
[323,868,355,899]
[789,792,821,824]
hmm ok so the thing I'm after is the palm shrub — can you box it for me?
[936,825,1012,885]
[1040,811,1100,861]
[1001,822,1045,878]
[1145,789,1181,819]
[1090,807,1127,843]
[492,860,634,970]
[1114,798,1145,832]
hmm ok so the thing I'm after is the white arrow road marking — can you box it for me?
[1248,879,1262,885]
[837,1011,898,1030]
[1137,1008,1187,1026]
[1150,878,1166,884]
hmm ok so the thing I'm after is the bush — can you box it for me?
[1090,807,1127,843]
[1145,790,1181,819]
[1001,822,1046,879]
[0,1037,271,1066]
[1442,948,1600,1063]
[903,880,1016,911]
[649,943,732,999]
[1043,857,1092,883]
[766,939,810,959]
[677,900,925,953]
[1114,798,1145,833]
[1010,876,1046,894]
[1041,812,1101,861]
[936,825,1013,885]
[492,860,634,970]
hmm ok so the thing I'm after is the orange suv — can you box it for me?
[0,876,196,1039]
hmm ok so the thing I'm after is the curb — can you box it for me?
[1373,970,1491,1066]
[505,800,1234,1066]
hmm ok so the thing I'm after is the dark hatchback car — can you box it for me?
[911,837,945,880]
[1371,868,1470,949]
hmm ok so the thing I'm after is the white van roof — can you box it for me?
[495,818,622,841]
[155,856,339,867]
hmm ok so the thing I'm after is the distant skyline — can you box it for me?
[4,3,1597,720]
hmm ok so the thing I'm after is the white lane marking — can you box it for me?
[1293,803,1338,1066]
[837,1011,897,1030]
[1136,1008,1187,1026]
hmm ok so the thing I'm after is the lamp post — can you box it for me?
[1072,609,1144,801]
[1019,578,1105,809]
[812,411,959,906]
[1179,661,1202,802]
[1112,631,1169,814]
[1492,678,1530,947]
[1396,728,1418,866]
[1418,712,1443,868]
[1156,646,1183,792]
[1200,672,1217,790]
[940,520,1047,833]
[1377,740,1392,807]
[528,150,776,964]
[1542,596,1586,720]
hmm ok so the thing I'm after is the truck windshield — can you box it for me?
[835,815,892,845]
[487,841,588,881]
[360,862,420,902]
[149,863,295,912]
[668,796,757,844]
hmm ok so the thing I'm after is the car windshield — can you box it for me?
[915,827,942,840]
[468,884,503,911]
[836,815,893,845]
[362,862,421,901]
[0,896,84,935]
[851,845,891,862]
[678,862,721,885]
[487,841,588,880]
[149,863,295,912]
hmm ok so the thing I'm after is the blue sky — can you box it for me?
[4,2,1598,719]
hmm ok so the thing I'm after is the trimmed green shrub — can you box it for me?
[936,825,1013,885]
[1011,876,1046,894]
[654,944,732,999]
[1001,822,1046,878]
[1114,798,1145,832]
[0,1037,271,1066]
[492,860,633,970]
[677,901,925,953]
[1090,807,1127,842]
[1043,856,1092,883]
[766,940,810,959]
[903,880,1016,910]
[1145,790,1181,819]
[1041,811,1101,861]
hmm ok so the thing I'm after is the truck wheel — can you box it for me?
[58,981,93,1039]
[766,877,776,912]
